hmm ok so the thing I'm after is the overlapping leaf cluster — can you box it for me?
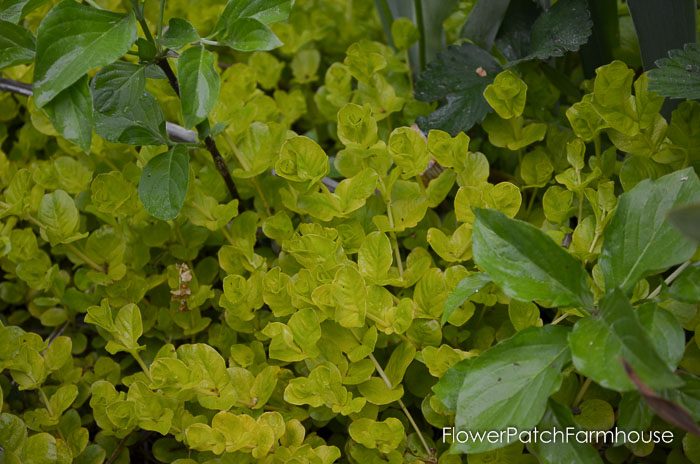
[1,1,700,463]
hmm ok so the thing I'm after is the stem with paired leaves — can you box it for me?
[134,4,238,201]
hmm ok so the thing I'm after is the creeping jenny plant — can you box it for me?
[1,0,700,463]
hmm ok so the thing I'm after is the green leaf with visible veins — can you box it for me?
[434,325,571,454]
[177,45,220,128]
[160,18,199,50]
[0,0,48,23]
[414,43,501,135]
[472,208,593,309]
[649,43,700,100]
[91,61,168,146]
[568,289,683,392]
[138,145,190,221]
[213,0,292,52]
[44,75,93,152]
[512,0,592,63]
[218,17,282,52]
[598,168,700,294]
[213,0,293,34]
[0,19,34,69]
[33,0,137,107]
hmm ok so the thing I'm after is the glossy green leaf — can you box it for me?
[0,0,49,23]
[472,208,593,309]
[160,18,199,50]
[213,0,292,52]
[91,61,168,146]
[415,43,501,135]
[138,145,190,221]
[0,19,34,69]
[434,326,571,453]
[37,190,85,246]
[43,75,93,152]
[527,400,604,463]
[33,0,137,107]
[218,18,282,52]
[178,46,220,128]
[514,0,592,63]
[649,43,700,100]
[599,168,700,294]
[568,289,682,392]
[668,265,700,303]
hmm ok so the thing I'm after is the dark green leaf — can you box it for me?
[649,44,700,99]
[218,18,282,52]
[668,265,700,303]
[91,61,168,146]
[44,75,93,152]
[442,273,491,325]
[513,0,592,63]
[434,326,571,453]
[0,19,34,69]
[138,145,190,220]
[177,45,220,128]
[0,0,48,23]
[415,43,501,135]
[460,0,511,50]
[637,303,685,370]
[669,202,700,242]
[527,400,604,464]
[627,0,696,71]
[617,392,652,432]
[624,361,700,436]
[160,18,199,50]
[568,289,682,392]
[649,44,700,101]
[599,168,700,294]
[472,208,593,309]
[33,0,137,107]
[579,0,619,78]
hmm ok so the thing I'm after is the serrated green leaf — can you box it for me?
[178,45,220,128]
[33,0,137,107]
[415,43,501,135]
[434,325,571,454]
[514,0,592,63]
[472,208,593,309]
[0,19,34,69]
[599,168,700,293]
[138,145,190,221]
[648,42,700,101]
[568,289,682,392]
